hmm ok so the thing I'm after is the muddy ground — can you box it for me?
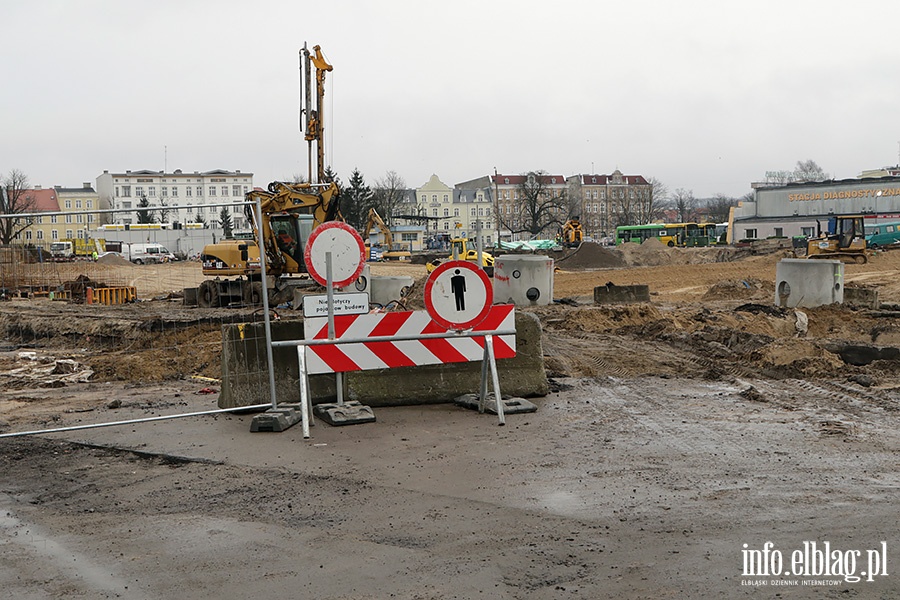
[0,243,899,598]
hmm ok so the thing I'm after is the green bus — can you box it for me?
[615,223,700,247]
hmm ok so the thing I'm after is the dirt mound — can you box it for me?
[97,253,133,266]
[554,242,625,270]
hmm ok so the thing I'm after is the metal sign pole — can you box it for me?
[256,199,279,410]
[325,251,344,406]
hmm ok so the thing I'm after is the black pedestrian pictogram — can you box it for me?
[451,269,466,310]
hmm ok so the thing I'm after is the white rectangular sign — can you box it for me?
[302,292,370,318]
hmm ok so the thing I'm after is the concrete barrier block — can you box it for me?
[594,284,650,304]
[218,311,548,409]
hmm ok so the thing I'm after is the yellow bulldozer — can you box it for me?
[806,215,870,264]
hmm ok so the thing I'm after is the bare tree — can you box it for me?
[157,197,172,224]
[638,177,668,224]
[497,170,567,237]
[794,159,829,182]
[372,171,407,226]
[706,193,738,223]
[671,188,697,223]
[0,169,37,245]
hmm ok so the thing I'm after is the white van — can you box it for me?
[126,243,175,264]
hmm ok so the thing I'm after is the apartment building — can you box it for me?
[412,175,495,247]
[566,170,652,239]
[96,169,255,230]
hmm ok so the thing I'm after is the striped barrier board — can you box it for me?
[303,304,516,375]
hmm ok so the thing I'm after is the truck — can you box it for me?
[123,242,176,264]
[196,43,342,308]
[49,238,106,260]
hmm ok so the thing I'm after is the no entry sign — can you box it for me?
[424,260,493,330]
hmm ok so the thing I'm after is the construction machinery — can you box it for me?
[425,231,494,276]
[561,217,584,248]
[197,43,341,307]
[362,208,411,261]
[806,215,870,264]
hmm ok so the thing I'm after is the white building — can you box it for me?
[96,169,255,230]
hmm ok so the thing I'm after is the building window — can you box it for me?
[76,214,83,224]
[443,208,449,217]
[115,186,120,197]
[64,200,72,209]
[773,227,783,237]
[471,208,476,216]
[121,185,131,197]
[36,230,43,240]
[148,186,156,197]
[801,227,815,237]
[401,233,417,242]
[135,186,143,197]
[25,230,32,241]
[87,200,92,209]
[186,187,192,197]
[454,208,459,217]
[432,208,438,217]
[745,229,757,239]
[443,194,449,202]
[65,215,72,224]
[444,222,449,230]
[75,200,82,209]
[232,185,241,197]
[209,186,217,196]
[66,229,73,238]
[172,187,178,197]
[196,186,203,197]
[52,229,58,240]
[222,186,229,197]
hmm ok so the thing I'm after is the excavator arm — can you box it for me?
[243,180,341,277]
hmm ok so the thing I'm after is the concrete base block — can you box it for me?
[454,393,538,415]
[250,405,303,432]
[183,287,198,306]
[594,284,650,304]
[844,287,880,309]
[314,401,376,426]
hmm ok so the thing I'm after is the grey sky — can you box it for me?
[2,0,898,199]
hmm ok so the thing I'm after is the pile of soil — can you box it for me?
[553,242,626,269]
[96,253,133,266]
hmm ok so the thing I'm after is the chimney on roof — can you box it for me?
[83,182,90,189]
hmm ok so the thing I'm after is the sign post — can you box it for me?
[303,222,375,427]
[424,260,505,423]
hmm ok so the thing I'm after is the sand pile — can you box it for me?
[553,242,626,270]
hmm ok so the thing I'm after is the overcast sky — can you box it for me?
[2,1,899,199]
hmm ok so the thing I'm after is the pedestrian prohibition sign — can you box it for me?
[424,260,493,330]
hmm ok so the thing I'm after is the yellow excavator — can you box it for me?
[806,214,870,264]
[425,224,494,275]
[198,43,341,307]
[362,208,411,261]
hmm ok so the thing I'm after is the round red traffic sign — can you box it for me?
[424,260,493,330]
[303,222,367,288]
